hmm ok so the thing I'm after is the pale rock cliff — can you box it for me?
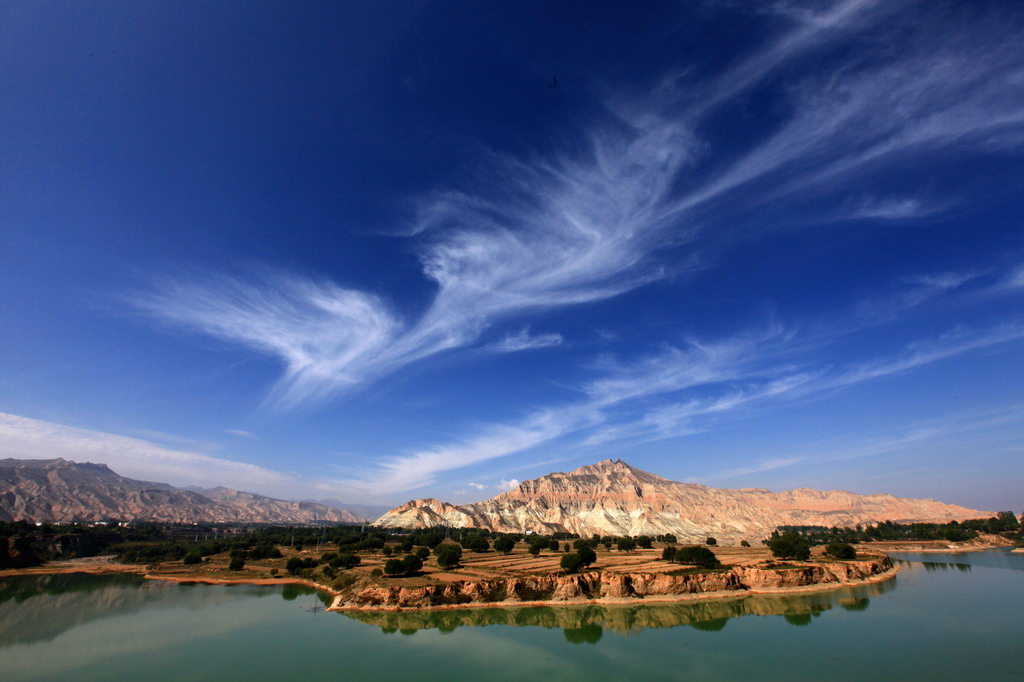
[373,459,988,543]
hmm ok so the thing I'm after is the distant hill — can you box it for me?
[0,458,366,524]
[374,459,990,544]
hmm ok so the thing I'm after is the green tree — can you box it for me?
[673,545,721,569]
[182,552,201,566]
[493,536,516,554]
[616,537,636,552]
[768,533,811,561]
[383,558,405,576]
[528,544,542,557]
[330,553,361,569]
[824,542,857,560]
[560,552,584,573]
[577,546,597,567]
[401,554,423,574]
[705,537,717,546]
[661,546,677,561]
[434,543,463,569]
[463,534,489,552]
[228,557,245,571]
[636,536,653,549]
[549,538,562,551]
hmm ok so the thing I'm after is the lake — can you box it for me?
[2,549,1021,681]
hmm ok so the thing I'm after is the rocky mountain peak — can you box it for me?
[374,459,991,543]
[0,458,366,524]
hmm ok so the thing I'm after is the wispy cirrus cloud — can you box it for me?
[844,196,945,221]
[133,110,698,408]
[708,403,1024,482]
[131,2,1024,411]
[487,329,563,353]
[348,288,1023,494]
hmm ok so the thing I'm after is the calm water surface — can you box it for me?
[2,549,1021,681]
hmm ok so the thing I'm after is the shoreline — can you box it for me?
[2,555,899,613]
[327,563,900,613]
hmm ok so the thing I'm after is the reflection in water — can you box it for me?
[688,617,728,632]
[890,549,1023,572]
[341,579,896,636]
[900,561,973,573]
[0,573,328,648]
[839,597,870,612]
[564,623,603,644]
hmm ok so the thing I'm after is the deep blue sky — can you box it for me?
[1,0,1022,511]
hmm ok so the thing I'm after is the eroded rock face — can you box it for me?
[0,458,365,524]
[335,557,894,609]
[374,459,988,543]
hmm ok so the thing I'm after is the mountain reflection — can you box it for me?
[0,573,309,647]
[343,580,894,636]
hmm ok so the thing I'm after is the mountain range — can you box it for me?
[0,458,366,524]
[374,459,989,544]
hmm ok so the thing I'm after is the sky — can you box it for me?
[1,0,1022,512]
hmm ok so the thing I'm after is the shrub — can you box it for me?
[249,544,281,560]
[560,552,584,573]
[616,537,636,552]
[740,540,751,548]
[330,553,361,570]
[661,546,677,561]
[673,545,721,569]
[286,556,318,574]
[493,536,516,554]
[825,542,857,560]
[229,557,245,571]
[463,534,489,552]
[705,537,717,546]
[401,554,423,574]
[182,552,201,566]
[768,533,811,561]
[434,543,463,569]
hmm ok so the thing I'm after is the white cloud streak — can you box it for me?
[0,412,292,493]
[348,305,1023,494]
[487,329,563,353]
[132,2,1024,409]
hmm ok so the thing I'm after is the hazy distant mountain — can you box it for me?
[374,459,990,544]
[303,499,392,522]
[0,458,366,524]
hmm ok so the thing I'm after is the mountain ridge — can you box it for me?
[373,459,990,543]
[0,458,366,524]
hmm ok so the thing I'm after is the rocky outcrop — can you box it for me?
[333,556,894,609]
[342,581,895,633]
[0,458,365,524]
[374,459,988,543]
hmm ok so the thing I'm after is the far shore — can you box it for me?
[5,535,1016,613]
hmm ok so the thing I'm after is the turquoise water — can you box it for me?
[1,550,1021,681]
